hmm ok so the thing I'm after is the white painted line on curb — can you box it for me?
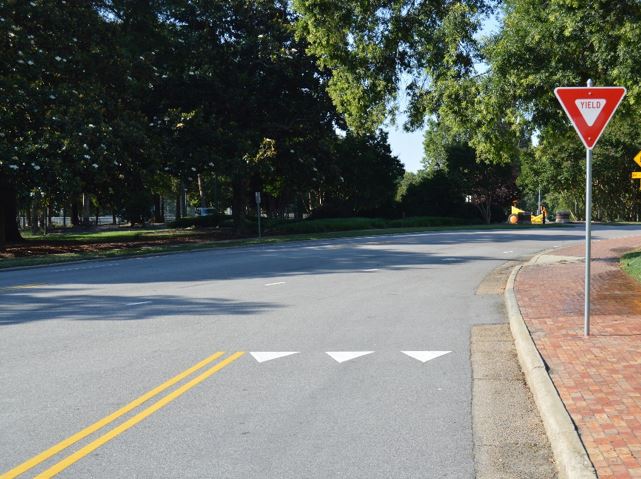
[265,282,286,287]
[250,352,299,363]
[401,351,451,363]
[326,351,374,363]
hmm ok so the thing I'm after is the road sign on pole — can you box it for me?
[554,86,626,150]
[555,81,626,337]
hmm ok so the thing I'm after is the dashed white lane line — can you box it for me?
[326,351,374,363]
[125,301,151,306]
[362,268,379,272]
[264,282,286,287]
[250,352,299,363]
[401,351,451,363]
[503,250,513,254]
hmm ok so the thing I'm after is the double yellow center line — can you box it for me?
[2,351,244,479]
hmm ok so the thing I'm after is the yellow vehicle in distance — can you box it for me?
[508,202,548,225]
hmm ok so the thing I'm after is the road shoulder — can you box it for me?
[472,323,557,478]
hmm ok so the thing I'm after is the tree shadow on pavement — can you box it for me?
[0,289,281,325]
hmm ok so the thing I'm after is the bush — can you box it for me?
[120,190,154,225]
[268,217,387,234]
[168,214,229,228]
[267,216,472,235]
[387,216,470,228]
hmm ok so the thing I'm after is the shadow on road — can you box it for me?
[2,227,638,326]
[0,291,281,325]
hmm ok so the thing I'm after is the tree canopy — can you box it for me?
[1,0,406,245]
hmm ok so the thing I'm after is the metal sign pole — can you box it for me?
[584,147,592,337]
[583,78,593,338]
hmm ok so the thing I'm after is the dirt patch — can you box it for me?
[0,229,243,259]
[476,261,521,295]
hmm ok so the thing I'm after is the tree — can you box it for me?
[479,0,641,218]
[320,131,405,216]
[293,0,491,133]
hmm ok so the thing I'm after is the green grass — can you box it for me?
[1,221,571,270]
[20,228,200,243]
[620,250,641,282]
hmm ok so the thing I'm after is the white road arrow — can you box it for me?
[401,351,451,363]
[250,352,299,363]
[326,351,374,363]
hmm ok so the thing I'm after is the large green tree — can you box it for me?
[481,0,641,219]
[293,0,491,133]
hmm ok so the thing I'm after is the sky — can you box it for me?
[385,121,424,173]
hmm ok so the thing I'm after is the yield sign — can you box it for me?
[554,87,626,149]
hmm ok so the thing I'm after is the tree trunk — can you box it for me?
[197,174,206,208]
[181,179,187,216]
[153,194,164,223]
[0,182,23,245]
[82,193,91,225]
[71,200,79,226]
[31,201,39,234]
[231,175,247,234]
[0,195,5,250]
[175,192,182,221]
[294,193,304,220]
[42,205,48,235]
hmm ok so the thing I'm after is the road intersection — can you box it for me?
[2,225,640,478]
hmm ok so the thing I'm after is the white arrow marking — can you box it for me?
[250,352,299,363]
[575,98,606,126]
[401,351,451,363]
[326,351,374,363]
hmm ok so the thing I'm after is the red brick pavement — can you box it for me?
[515,235,641,478]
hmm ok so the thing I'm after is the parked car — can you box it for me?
[195,207,217,217]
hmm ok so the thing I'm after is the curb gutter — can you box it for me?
[505,261,596,479]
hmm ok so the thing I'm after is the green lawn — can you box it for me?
[620,250,641,282]
[20,228,200,243]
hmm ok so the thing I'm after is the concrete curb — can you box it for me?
[505,262,597,479]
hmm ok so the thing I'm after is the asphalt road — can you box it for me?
[2,225,640,478]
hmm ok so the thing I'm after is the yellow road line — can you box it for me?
[1,351,225,479]
[36,351,245,478]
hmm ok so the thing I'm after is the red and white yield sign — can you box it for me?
[554,86,626,149]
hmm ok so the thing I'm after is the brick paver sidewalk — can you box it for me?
[515,235,641,479]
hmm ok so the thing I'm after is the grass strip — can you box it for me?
[620,249,641,282]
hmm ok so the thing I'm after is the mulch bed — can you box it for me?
[1,229,244,259]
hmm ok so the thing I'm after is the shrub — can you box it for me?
[168,214,228,228]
